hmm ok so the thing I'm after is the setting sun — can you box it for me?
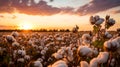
[19,23,33,30]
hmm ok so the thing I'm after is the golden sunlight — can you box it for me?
[19,23,33,30]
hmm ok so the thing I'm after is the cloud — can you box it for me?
[76,0,120,15]
[0,15,4,18]
[111,10,120,14]
[0,0,120,16]
[0,0,61,15]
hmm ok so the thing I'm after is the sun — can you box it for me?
[19,23,33,30]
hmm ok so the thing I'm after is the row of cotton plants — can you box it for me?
[0,15,120,67]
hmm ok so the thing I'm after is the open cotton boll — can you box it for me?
[6,35,16,43]
[41,50,46,55]
[104,41,111,49]
[44,47,48,51]
[107,34,112,39]
[116,37,120,44]
[34,61,43,67]
[52,53,63,59]
[37,58,43,62]
[24,55,30,60]
[92,36,98,42]
[82,40,91,46]
[108,18,115,25]
[56,37,62,41]
[94,15,100,21]
[93,49,98,56]
[11,31,19,37]
[28,40,33,45]
[39,46,43,50]
[57,49,65,55]
[78,46,92,56]
[18,49,26,56]
[82,34,91,40]
[90,58,98,67]
[97,52,109,63]
[12,42,20,47]
[90,16,95,24]
[95,18,104,25]
[52,60,68,67]
[80,61,89,67]
[17,58,24,63]
[111,39,119,48]
[110,58,115,66]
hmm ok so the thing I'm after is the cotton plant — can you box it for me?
[105,15,115,29]
[90,15,104,34]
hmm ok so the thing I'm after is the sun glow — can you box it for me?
[19,23,33,30]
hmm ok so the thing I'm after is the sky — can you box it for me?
[0,0,120,31]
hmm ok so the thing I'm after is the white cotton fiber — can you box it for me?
[80,61,89,67]
[52,60,68,67]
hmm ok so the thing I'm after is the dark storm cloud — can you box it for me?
[0,0,120,16]
[76,0,120,15]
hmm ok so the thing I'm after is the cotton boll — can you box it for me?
[39,46,43,50]
[82,34,91,40]
[107,34,112,39]
[34,61,43,67]
[13,50,17,58]
[90,16,95,24]
[24,55,30,60]
[52,53,63,59]
[90,58,98,67]
[82,40,91,46]
[17,58,24,63]
[78,46,92,56]
[37,58,43,62]
[28,40,33,45]
[57,49,65,55]
[11,31,19,37]
[82,34,91,45]
[95,18,104,25]
[105,31,109,36]
[108,18,115,25]
[93,49,98,56]
[52,60,68,67]
[92,36,98,42]
[18,50,26,56]
[104,41,111,49]
[56,37,62,41]
[6,35,16,43]
[110,58,115,66]
[116,37,120,44]
[44,47,48,51]
[111,39,119,48]
[105,31,112,38]
[94,15,100,21]
[80,61,89,67]
[41,50,46,55]
[12,42,20,47]
[72,47,77,51]
[97,52,109,63]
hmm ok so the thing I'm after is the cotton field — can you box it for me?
[0,15,120,67]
